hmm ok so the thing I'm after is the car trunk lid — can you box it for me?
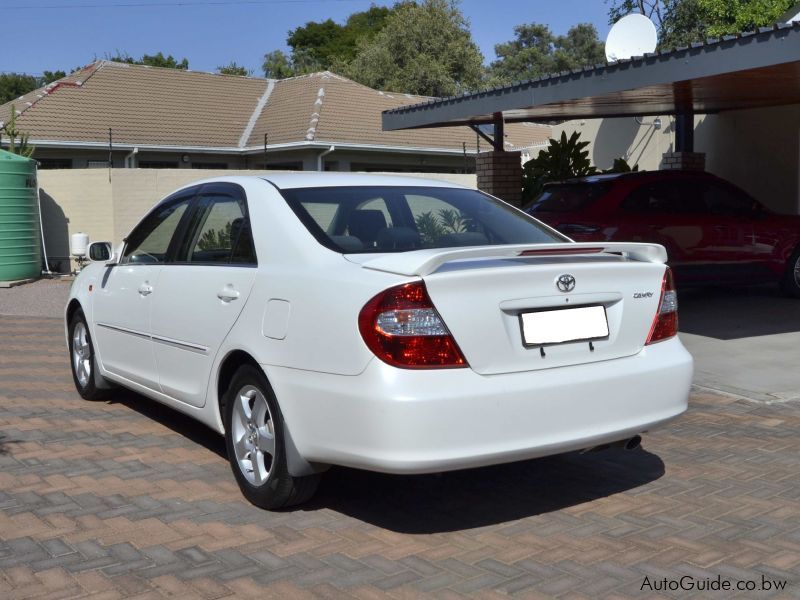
[350,243,667,375]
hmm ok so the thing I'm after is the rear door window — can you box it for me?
[528,182,611,213]
[622,182,705,214]
[701,182,755,217]
[175,184,257,265]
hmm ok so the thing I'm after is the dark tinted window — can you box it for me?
[177,184,256,265]
[139,161,179,169]
[121,193,193,264]
[528,182,612,213]
[37,158,72,169]
[701,182,756,216]
[281,186,566,253]
[622,182,706,214]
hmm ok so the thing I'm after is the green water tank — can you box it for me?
[0,150,41,281]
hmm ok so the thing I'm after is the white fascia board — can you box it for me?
[28,138,496,156]
[241,140,481,156]
[28,140,281,154]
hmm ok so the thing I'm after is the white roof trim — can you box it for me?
[25,138,539,156]
[238,79,275,148]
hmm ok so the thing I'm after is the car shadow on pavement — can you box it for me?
[307,448,664,534]
[104,388,664,533]
[679,284,800,339]
[107,388,227,458]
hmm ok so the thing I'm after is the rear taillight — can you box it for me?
[646,267,678,345]
[358,281,467,369]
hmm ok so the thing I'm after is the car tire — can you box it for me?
[223,364,320,509]
[780,246,800,298]
[68,309,109,400]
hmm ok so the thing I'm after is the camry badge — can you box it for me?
[556,274,576,293]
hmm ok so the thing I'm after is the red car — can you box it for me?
[525,171,800,296]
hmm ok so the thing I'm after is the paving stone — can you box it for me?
[1,316,799,598]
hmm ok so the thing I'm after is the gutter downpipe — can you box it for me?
[124,147,139,168]
[35,163,54,276]
[317,145,335,171]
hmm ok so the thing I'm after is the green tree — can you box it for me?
[108,51,189,69]
[287,18,345,71]
[41,70,66,84]
[262,5,394,78]
[217,61,252,76]
[488,23,605,84]
[0,70,69,104]
[698,0,795,36]
[609,0,795,49]
[0,74,38,104]
[0,105,35,157]
[338,0,484,96]
[262,50,296,79]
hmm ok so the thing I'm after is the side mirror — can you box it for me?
[88,241,115,263]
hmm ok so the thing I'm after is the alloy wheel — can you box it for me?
[794,254,800,286]
[231,385,276,486]
[72,322,92,388]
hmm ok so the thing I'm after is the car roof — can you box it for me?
[153,173,471,213]
[261,172,470,190]
[546,170,718,186]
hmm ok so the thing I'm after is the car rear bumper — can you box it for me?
[265,337,693,474]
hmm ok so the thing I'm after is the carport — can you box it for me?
[383,23,800,402]
[382,22,800,212]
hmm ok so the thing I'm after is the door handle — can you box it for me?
[217,287,240,302]
[138,282,153,296]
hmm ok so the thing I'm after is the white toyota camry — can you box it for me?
[66,174,693,509]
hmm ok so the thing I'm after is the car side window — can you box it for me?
[120,194,193,264]
[180,185,256,265]
[621,184,674,213]
[701,182,755,217]
[622,182,704,214]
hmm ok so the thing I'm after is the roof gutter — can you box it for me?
[316,145,335,171]
[25,138,546,156]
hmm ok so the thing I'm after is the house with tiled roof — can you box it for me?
[0,61,550,173]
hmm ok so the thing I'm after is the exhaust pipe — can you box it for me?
[582,435,642,454]
[624,435,642,451]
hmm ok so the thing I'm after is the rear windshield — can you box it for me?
[527,182,611,213]
[280,186,566,253]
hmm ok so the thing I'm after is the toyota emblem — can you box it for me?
[556,274,576,293]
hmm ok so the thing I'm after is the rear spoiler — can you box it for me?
[360,242,667,277]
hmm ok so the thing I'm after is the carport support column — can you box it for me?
[476,113,523,205]
[476,151,523,205]
[662,110,705,171]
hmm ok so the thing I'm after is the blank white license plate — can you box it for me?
[520,305,609,346]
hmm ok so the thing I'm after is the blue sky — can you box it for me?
[2,0,611,76]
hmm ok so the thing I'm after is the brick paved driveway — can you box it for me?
[1,316,798,598]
